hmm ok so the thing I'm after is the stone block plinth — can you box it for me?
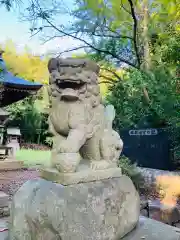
[40,167,122,185]
[8,176,140,240]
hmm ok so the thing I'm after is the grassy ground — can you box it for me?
[15,149,51,168]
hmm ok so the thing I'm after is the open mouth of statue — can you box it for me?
[56,79,85,101]
[56,79,85,90]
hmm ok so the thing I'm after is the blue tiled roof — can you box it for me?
[0,57,42,88]
[0,55,43,106]
[0,71,42,88]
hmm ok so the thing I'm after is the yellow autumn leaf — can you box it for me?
[168,3,176,15]
[99,67,125,96]
[1,40,49,85]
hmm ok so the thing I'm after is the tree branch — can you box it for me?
[27,0,139,69]
[127,0,141,67]
[82,27,133,40]
[44,17,139,69]
[92,33,133,40]
[90,18,133,40]
[120,0,131,15]
[56,46,89,56]
[26,0,140,69]
[100,67,122,81]
[30,28,42,37]
[41,32,79,44]
[98,79,117,85]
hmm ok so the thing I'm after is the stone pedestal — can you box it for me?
[40,167,122,185]
[8,176,140,240]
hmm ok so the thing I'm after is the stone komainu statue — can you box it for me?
[9,58,140,240]
[47,58,123,173]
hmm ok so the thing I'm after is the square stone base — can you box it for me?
[0,159,24,171]
[40,167,122,185]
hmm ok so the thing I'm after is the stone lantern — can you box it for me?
[6,127,21,157]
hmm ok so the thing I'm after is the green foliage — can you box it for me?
[72,0,180,68]
[151,28,180,73]
[161,33,180,66]
[44,136,53,147]
[119,155,144,190]
[107,65,179,129]
[6,96,49,144]
[169,126,180,168]
[107,62,180,167]
[78,0,179,35]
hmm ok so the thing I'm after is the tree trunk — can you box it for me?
[142,0,151,70]
[138,0,151,103]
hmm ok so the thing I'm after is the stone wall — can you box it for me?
[137,167,180,185]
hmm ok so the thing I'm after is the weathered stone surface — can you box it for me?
[40,166,122,185]
[0,191,8,208]
[123,216,180,240]
[8,176,140,240]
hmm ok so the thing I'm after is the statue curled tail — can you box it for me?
[100,105,123,166]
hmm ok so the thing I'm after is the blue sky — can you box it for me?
[0,1,82,56]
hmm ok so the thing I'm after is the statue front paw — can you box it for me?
[58,140,74,153]
[55,153,81,173]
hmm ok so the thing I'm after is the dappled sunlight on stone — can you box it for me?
[156,175,180,207]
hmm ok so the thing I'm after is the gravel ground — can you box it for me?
[0,169,40,200]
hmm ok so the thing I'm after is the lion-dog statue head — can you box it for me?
[48,58,102,108]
